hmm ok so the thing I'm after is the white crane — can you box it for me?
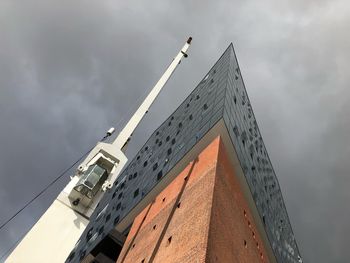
[6,37,192,263]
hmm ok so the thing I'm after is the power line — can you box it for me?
[0,134,112,261]
[0,134,110,232]
[0,87,151,246]
[0,74,158,262]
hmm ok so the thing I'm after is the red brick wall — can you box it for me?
[206,137,270,262]
[116,136,271,263]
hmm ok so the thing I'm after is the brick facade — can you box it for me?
[116,136,271,263]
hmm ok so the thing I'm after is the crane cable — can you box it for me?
[0,134,111,232]
[0,83,153,233]
[0,66,163,260]
[0,134,114,261]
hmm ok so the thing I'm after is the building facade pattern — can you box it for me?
[66,44,301,263]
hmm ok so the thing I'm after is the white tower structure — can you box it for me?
[6,37,192,263]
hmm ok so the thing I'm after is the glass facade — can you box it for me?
[66,44,301,263]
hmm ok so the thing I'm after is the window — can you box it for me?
[153,163,158,171]
[157,171,163,181]
[134,189,139,198]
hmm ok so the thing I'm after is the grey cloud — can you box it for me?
[1,1,350,262]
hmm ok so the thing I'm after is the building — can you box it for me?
[67,44,301,263]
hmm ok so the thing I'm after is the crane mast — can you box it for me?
[6,37,192,263]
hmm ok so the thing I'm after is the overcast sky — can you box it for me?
[1,1,350,262]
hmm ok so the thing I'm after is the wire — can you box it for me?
[0,134,111,261]
[0,134,109,232]
[0,71,157,260]
[0,86,152,236]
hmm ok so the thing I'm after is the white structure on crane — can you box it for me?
[6,37,192,263]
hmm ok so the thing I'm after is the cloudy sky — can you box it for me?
[1,0,350,262]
